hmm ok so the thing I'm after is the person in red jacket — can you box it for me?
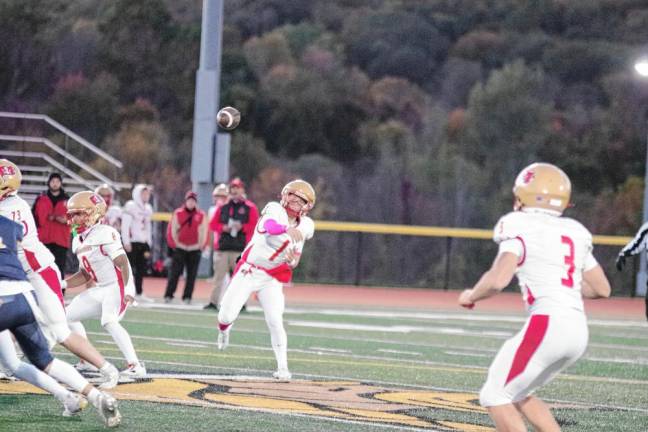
[204,178,259,310]
[164,191,208,304]
[31,173,70,275]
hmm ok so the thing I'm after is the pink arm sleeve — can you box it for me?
[264,218,287,235]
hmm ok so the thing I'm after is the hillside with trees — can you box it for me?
[1,0,647,288]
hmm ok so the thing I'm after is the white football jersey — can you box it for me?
[494,209,598,314]
[0,194,55,273]
[102,205,122,230]
[243,202,314,270]
[72,224,135,296]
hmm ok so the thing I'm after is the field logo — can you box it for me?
[0,376,494,431]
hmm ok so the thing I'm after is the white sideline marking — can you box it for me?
[444,350,491,358]
[287,319,513,337]
[308,347,351,353]
[166,342,210,349]
[377,349,422,356]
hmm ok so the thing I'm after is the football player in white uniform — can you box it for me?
[458,163,611,432]
[217,180,316,380]
[63,191,147,378]
[0,159,120,388]
[0,214,121,427]
[95,183,122,230]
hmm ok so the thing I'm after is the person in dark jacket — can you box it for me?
[204,178,259,310]
[31,173,70,275]
[164,191,208,304]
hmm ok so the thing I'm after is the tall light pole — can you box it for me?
[633,59,648,297]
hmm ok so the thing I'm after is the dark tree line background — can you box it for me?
[2,0,647,290]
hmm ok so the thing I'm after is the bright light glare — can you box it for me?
[635,60,648,77]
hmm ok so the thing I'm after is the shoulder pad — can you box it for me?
[262,202,284,216]
[84,225,121,246]
[493,212,527,244]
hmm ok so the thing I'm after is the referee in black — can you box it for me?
[616,221,648,320]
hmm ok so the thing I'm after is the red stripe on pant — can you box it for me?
[505,314,549,385]
[39,266,65,308]
[114,265,127,314]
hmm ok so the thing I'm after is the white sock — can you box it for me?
[47,358,89,393]
[99,362,116,374]
[104,322,139,365]
[68,321,88,339]
[269,325,288,371]
[87,388,102,408]
[15,362,69,402]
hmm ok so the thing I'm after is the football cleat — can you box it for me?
[272,369,292,380]
[98,363,120,389]
[75,361,99,373]
[62,393,88,417]
[120,362,147,378]
[217,329,230,350]
[96,392,121,428]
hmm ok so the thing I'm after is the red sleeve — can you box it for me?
[243,201,259,244]
[32,195,48,230]
[209,206,223,234]
[166,212,176,249]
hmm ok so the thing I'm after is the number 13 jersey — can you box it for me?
[494,209,598,314]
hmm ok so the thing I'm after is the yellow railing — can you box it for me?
[152,213,631,246]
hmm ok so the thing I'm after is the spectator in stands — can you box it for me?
[164,191,208,304]
[31,173,70,275]
[204,178,258,310]
[95,184,121,230]
[121,184,153,302]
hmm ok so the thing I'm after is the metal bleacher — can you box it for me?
[0,112,128,204]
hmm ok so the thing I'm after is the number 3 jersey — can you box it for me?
[494,209,598,314]
[72,223,135,296]
[0,194,55,273]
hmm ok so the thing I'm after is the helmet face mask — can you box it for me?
[67,191,107,233]
[280,180,316,218]
[513,163,571,215]
[0,159,22,200]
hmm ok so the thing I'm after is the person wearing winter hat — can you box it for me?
[31,173,71,276]
[164,191,209,304]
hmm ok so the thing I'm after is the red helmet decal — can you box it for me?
[89,194,102,205]
[0,166,15,176]
[523,170,535,184]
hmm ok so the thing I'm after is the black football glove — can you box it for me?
[615,254,626,272]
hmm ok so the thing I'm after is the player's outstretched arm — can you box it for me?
[63,269,92,290]
[459,252,518,308]
[582,265,611,299]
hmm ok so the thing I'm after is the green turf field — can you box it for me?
[1,304,647,431]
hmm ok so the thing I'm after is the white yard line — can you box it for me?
[377,349,422,356]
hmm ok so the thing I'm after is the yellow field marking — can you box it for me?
[376,392,487,413]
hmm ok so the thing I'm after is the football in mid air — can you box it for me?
[217,106,241,130]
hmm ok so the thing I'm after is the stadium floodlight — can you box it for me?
[635,59,648,77]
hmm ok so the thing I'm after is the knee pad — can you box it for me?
[49,322,72,344]
[479,383,512,408]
